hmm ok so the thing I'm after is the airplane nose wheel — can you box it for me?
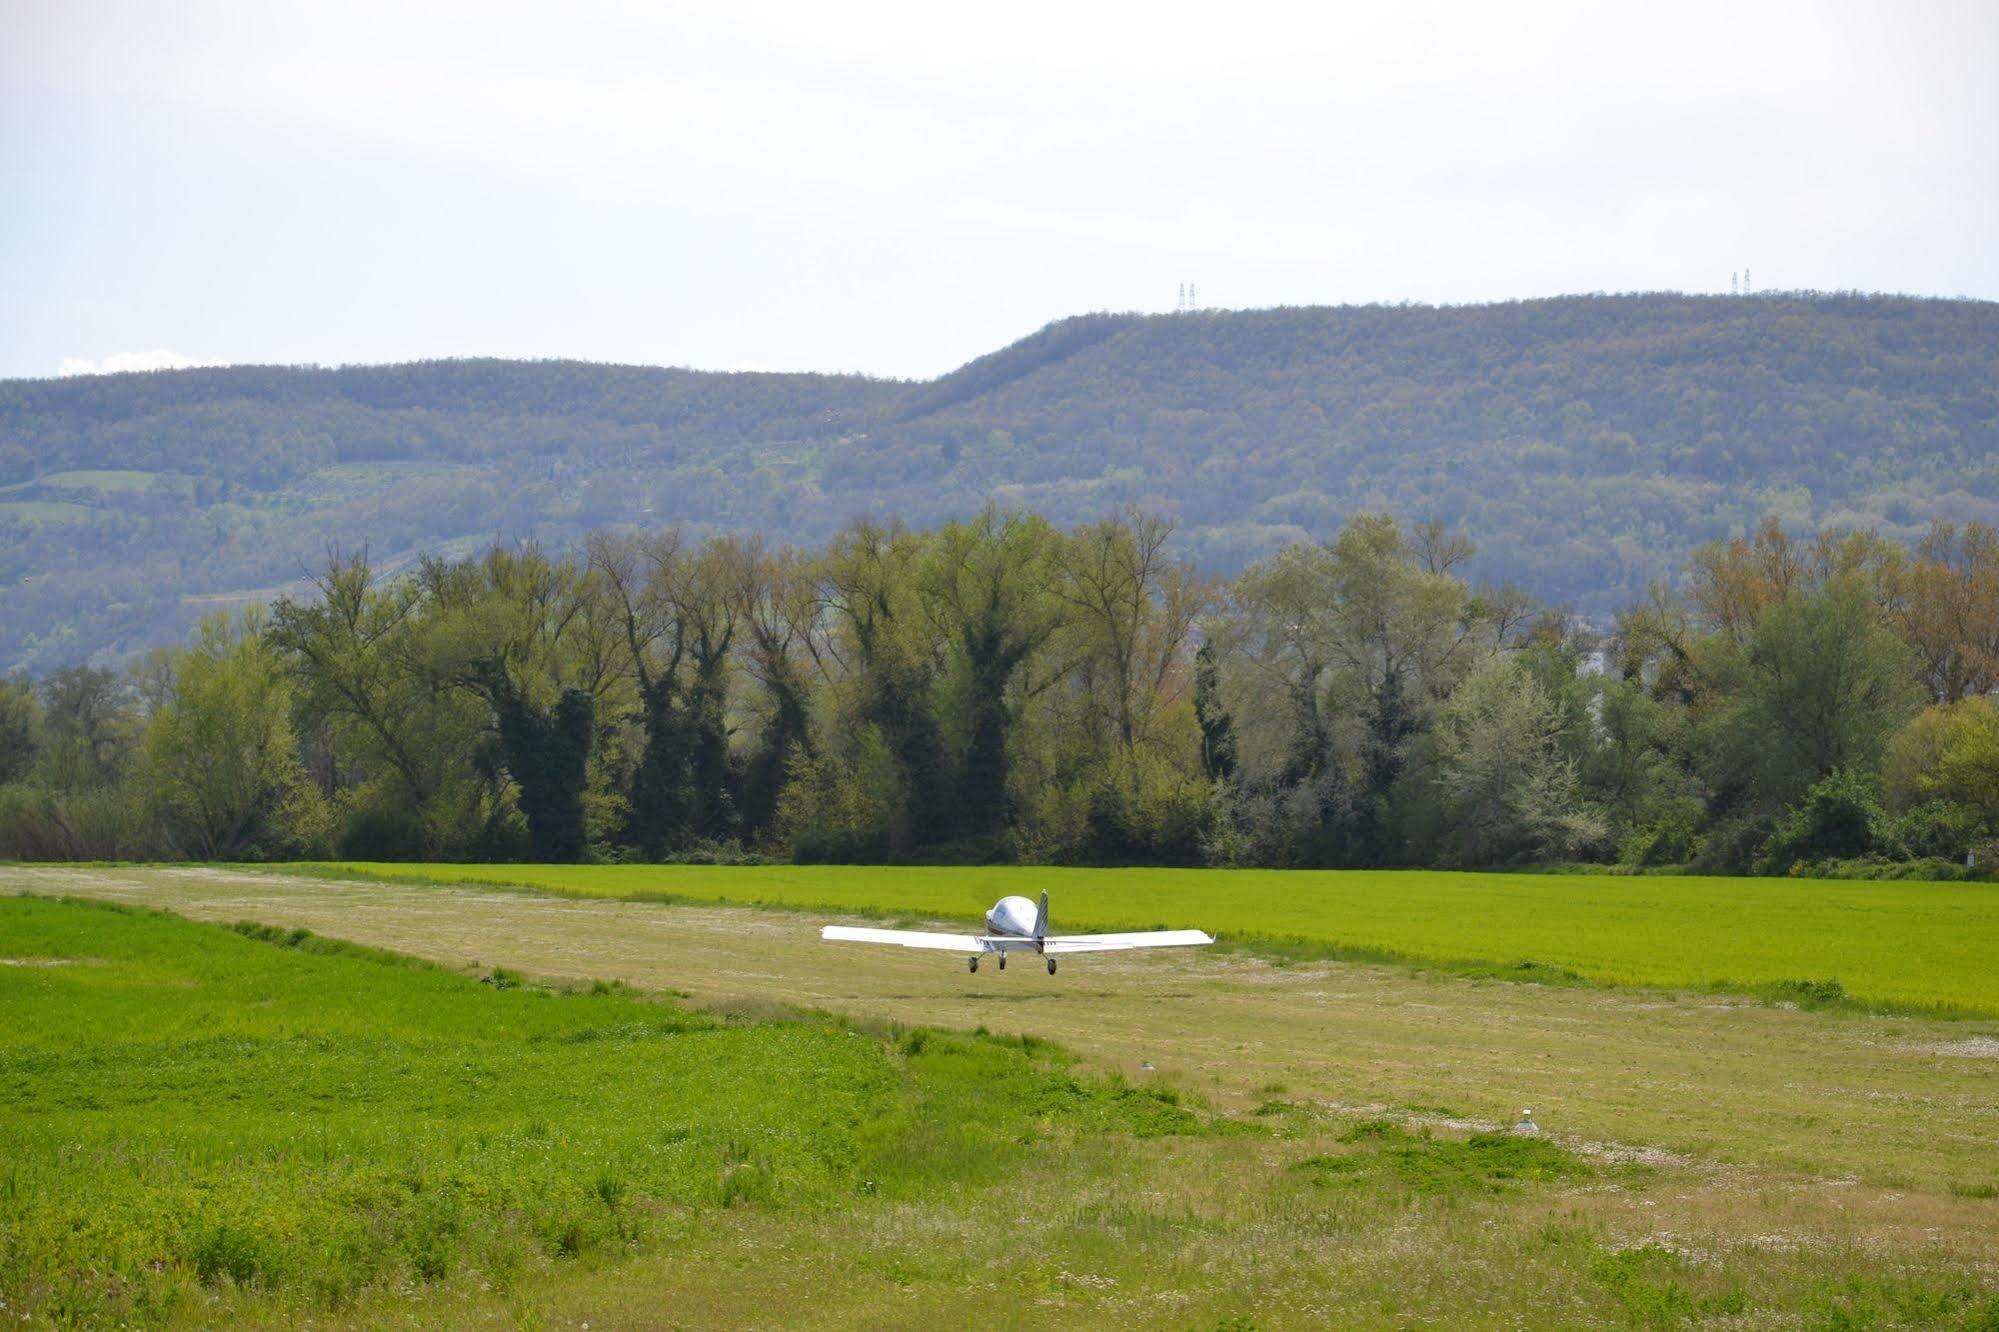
[998,954,1006,970]
[968,956,978,973]
[1046,957,1057,975]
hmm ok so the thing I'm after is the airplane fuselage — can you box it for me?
[978,893,1050,970]
[984,894,1043,939]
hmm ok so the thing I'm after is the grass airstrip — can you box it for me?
[319,862,1999,1015]
[5,865,1998,1327]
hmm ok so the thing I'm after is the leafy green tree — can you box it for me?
[1054,509,1207,766]
[665,537,747,844]
[1206,543,1354,865]
[36,666,135,790]
[142,612,325,859]
[1230,541,1339,785]
[592,531,747,854]
[1205,514,1501,867]
[1316,514,1490,863]
[1881,699,1999,825]
[1582,676,1705,865]
[0,673,38,785]
[417,544,623,859]
[1614,582,1701,705]
[1191,640,1237,784]
[590,531,696,858]
[268,551,491,855]
[1428,654,1607,866]
[1046,510,1211,863]
[821,519,954,852]
[1882,521,1999,703]
[776,727,898,863]
[1699,577,1925,811]
[920,508,1063,836]
[737,540,825,839]
[477,663,594,862]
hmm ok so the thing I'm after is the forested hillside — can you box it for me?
[4,292,1995,672]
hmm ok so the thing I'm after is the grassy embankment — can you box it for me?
[7,893,1998,1328]
[316,863,1999,1015]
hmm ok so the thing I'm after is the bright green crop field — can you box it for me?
[320,863,1999,1015]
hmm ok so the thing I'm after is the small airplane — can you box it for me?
[820,891,1213,974]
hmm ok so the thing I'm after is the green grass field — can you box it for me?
[0,896,1205,1324]
[319,863,1999,1015]
[10,890,1998,1328]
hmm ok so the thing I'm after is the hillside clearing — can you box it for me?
[36,468,162,490]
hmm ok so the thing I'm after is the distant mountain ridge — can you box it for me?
[3,291,1995,672]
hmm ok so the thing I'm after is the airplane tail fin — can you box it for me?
[1035,890,1048,940]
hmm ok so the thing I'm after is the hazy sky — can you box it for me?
[4,0,1995,381]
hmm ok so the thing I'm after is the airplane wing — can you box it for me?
[1042,929,1214,954]
[821,925,984,952]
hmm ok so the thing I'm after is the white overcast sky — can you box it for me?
[3,0,1995,381]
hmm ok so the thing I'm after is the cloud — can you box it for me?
[57,350,219,377]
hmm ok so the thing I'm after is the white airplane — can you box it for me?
[820,891,1213,974]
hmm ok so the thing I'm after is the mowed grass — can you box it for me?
[0,896,1205,1325]
[10,892,1999,1329]
[321,863,1999,1015]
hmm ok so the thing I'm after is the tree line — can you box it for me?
[2,509,1994,877]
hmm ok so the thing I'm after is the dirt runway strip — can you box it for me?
[7,863,1996,1194]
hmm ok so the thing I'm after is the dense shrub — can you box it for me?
[334,801,432,861]
[1758,770,1887,873]
[1800,856,1984,881]
[1882,800,1989,862]
[1616,801,1707,868]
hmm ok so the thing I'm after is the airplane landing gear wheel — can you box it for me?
[998,953,1006,970]
[1046,957,1057,975]
[968,956,979,973]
